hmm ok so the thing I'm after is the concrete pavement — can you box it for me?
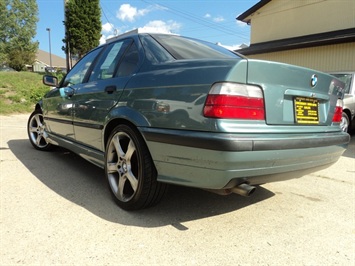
[1,114,354,265]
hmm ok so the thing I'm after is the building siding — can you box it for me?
[247,42,355,72]
[250,0,355,44]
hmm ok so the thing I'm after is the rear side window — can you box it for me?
[116,43,139,76]
[139,35,175,63]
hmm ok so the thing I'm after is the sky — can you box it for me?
[35,0,259,58]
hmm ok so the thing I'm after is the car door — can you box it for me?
[72,38,140,151]
[43,46,104,140]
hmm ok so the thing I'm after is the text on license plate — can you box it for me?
[294,97,319,124]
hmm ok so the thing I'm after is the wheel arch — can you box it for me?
[343,108,352,124]
[103,106,150,150]
[34,101,43,112]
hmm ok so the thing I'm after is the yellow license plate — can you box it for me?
[294,97,319,124]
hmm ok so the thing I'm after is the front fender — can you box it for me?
[34,100,43,112]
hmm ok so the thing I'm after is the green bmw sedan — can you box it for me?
[28,31,350,210]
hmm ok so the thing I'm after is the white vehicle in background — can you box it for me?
[329,72,355,133]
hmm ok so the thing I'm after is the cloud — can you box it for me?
[204,13,225,23]
[236,13,247,27]
[102,22,113,33]
[100,23,113,45]
[100,23,124,44]
[99,20,181,44]
[99,35,108,45]
[213,16,225,22]
[117,4,153,22]
[236,20,247,27]
[138,20,181,34]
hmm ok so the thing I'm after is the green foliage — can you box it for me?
[7,48,37,71]
[0,0,9,63]
[63,0,101,59]
[1,0,39,71]
[0,72,50,114]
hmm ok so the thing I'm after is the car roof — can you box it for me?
[106,29,176,44]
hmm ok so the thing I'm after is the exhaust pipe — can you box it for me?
[230,183,256,197]
[204,183,256,197]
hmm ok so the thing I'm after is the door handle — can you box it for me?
[105,85,116,94]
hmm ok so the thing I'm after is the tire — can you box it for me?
[27,110,53,151]
[105,124,168,210]
[340,112,350,133]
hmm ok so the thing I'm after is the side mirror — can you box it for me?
[43,75,58,87]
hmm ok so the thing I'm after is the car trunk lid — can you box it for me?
[246,60,345,126]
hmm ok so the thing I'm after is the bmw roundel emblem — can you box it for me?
[310,74,318,87]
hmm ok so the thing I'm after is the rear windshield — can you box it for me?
[150,34,242,60]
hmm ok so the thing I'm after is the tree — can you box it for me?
[0,0,9,64]
[2,0,38,71]
[63,0,101,63]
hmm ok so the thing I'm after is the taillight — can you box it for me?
[203,82,265,120]
[332,99,343,123]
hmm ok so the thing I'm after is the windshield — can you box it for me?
[150,34,242,60]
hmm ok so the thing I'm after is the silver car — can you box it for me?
[330,72,355,133]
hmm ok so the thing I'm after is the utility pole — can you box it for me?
[46,28,52,68]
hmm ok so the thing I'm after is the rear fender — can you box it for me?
[103,106,150,149]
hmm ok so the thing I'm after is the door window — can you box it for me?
[88,39,133,82]
[62,47,103,87]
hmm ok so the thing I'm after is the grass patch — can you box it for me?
[0,72,51,114]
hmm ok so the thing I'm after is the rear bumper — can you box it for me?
[142,128,350,151]
[141,128,350,189]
